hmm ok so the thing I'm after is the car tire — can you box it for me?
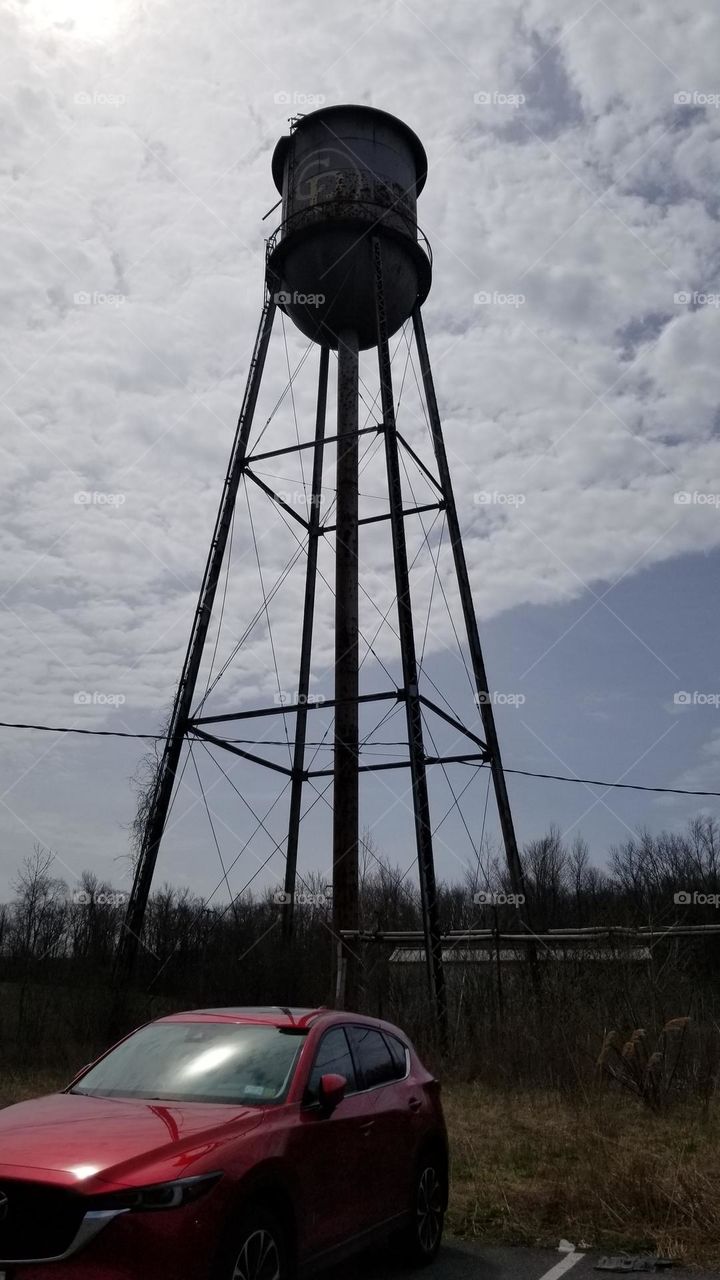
[216,1206,291,1280]
[398,1157,445,1266]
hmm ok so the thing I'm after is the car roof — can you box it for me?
[157,1006,328,1029]
[155,1006,409,1038]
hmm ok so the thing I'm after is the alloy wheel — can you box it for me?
[417,1165,443,1254]
[231,1228,281,1280]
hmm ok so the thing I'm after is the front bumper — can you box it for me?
[3,1197,223,1280]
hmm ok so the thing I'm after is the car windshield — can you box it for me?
[72,1022,305,1105]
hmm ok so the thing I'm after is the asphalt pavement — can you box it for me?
[337,1237,717,1280]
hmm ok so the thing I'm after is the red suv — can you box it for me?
[0,1006,448,1279]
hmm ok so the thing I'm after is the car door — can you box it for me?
[291,1025,377,1258]
[347,1025,415,1224]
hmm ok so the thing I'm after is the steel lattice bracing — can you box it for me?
[116,276,527,1046]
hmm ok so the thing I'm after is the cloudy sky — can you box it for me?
[1,0,719,909]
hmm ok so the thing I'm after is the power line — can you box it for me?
[0,720,167,739]
[0,717,716,797]
[502,766,718,797]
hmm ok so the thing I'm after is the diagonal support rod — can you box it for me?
[418,694,489,754]
[243,468,311,530]
[190,727,294,777]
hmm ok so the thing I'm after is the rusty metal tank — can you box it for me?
[267,105,432,350]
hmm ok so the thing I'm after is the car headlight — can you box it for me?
[88,1171,223,1212]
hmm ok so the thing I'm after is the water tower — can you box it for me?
[117,106,527,1038]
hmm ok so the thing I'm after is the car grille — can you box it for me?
[0,1180,86,1261]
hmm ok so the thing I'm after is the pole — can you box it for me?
[332,327,359,1008]
[372,240,448,1048]
[412,305,529,912]
[282,345,330,940]
[115,294,277,983]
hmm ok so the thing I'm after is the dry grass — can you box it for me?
[445,1083,720,1268]
[2,1071,720,1266]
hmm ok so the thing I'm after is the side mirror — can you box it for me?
[318,1072,347,1113]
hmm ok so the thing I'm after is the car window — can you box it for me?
[72,1022,304,1105]
[306,1027,357,1101]
[348,1026,396,1089]
[384,1032,409,1079]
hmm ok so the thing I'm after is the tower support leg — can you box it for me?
[333,328,360,1008]
[115,294,277,985]
[411,305,529,914]
[283,345,330,942]
[372,240,448,1048]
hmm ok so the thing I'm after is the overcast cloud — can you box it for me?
[1,0,719,904]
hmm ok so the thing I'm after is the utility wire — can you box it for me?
[502,767,720,796]
[0,719,717,797]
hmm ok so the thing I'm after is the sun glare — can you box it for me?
[29,0,129,41]
[180,1045,239,1079]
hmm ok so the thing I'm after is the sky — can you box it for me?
[1,0,720,909]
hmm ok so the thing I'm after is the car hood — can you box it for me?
[0,1092,264,1191]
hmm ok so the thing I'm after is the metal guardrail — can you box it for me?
[341,923,720,944]
[388,946,654,963]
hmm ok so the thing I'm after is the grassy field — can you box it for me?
[446,1084,720,1268]
[2,1073,719,1267]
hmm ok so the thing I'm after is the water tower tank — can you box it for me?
[267,105,432,350]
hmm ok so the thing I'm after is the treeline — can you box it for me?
[2,819,720,1088]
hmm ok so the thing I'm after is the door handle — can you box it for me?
[408,1097,422,1112]
[359,1119,375,1134]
